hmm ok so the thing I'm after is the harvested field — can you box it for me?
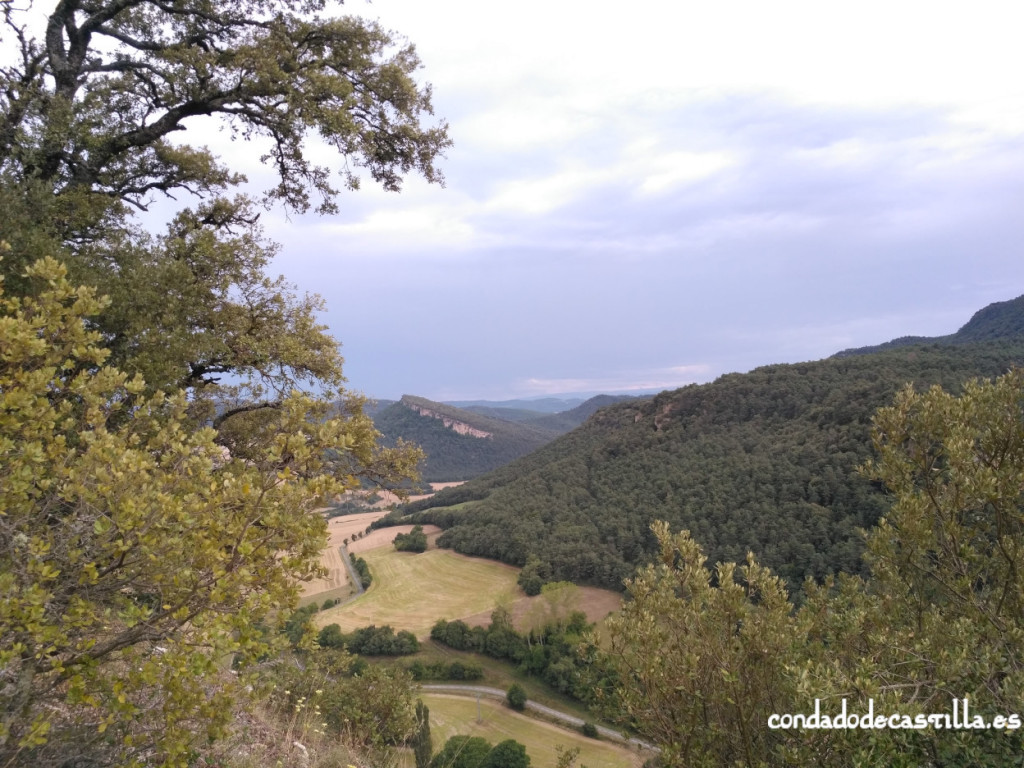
[336,481,466,510]
[324,509,390,546]
[315,547,520,638]
[412,694,645,768]
[300,544,352,598]
[348,523,441,554]
[459,586,622,634]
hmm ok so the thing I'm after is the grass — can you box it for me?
[315,547,521,638]
[408,694,647,768]
[297,584,353,610]
[397,642,604,725]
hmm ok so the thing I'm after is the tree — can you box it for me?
[0,256,378,765]
[602,373,1024,767]
[0,0,442,762]
[603,521,803,768]
[480,739,530,768]
[517,554,550,596]
[827,372,1024,765]
[395,524,429,552]
[0,0,449,399]
[413,700,432,768]
[505,683,527,712]
[429,735,492,768]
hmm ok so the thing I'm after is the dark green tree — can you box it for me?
[517,554,550,596]
[429,735,492,768]
[481,739,530,768]
[505,684,527,712]
[395,524,429,552]
[413,700,432,768]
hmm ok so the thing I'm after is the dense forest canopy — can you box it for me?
[400,337,1024,591]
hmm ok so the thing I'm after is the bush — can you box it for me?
[581,722,599,739]
[506,683,527,711]
[394,524,428,552]
[318,624,419,655]
[481,739,530,768]
[406,660,484,682]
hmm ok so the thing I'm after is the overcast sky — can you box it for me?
[258,0,1024,401]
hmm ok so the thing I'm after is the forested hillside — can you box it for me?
[834,294,1024,356]
[398,339,1024,591]
[373,394,631,481]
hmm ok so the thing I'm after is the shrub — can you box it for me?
[506,683,527,711]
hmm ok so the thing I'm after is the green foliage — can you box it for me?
[603,371,1024,766]
[1,0,450,397]
[0,0,443,762]
[0,258,362,766]
[430,611,606,704]
[604,522,804,767]
[506,684,527,711]
[481,739,531,768]
[262,650,418,752]
[406,659,485,682]
[317,623,419,655]
[430,735,493,768]
[414,700,433,768]
[395,524,429,552]
[284,603,322,645]
[817,370,1024,765]
[408,343,1024,590]
[517,555,550,596]
[351,553,373,588]
[580,722,599,739]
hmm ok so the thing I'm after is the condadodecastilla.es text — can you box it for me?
[769,699,1022,731]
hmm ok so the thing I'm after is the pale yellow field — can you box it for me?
[300,543,352,598]
[460,586,622,634]
[349,523,442,554]
[410,694,646,768]
[315,547,521,638]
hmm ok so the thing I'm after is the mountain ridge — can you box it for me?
[393,294,1024,591]
[834,294,1024,357]
[372,393,633,482]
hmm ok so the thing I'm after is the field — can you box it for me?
[312,534,623,639]
[407,694,646,768]
[315,547,521,637]
[302,509,442,599]
[300,543,354,599]
[460,586,621,634]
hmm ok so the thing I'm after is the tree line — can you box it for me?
[397,342,1024,593]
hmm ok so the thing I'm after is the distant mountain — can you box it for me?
[834,295,1024,357]
[446,397,587,413]
[460,405,554,423]
[523,394,635,432]
[372,394,629,482]
[392,297,1024,591]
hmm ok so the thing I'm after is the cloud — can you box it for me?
[519,365,715,397]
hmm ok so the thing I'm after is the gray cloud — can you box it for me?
[268,90,1024,400]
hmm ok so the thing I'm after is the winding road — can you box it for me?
[420,684,657,752]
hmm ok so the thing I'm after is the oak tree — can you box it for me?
[0,0,450,396]
[0,256,411,765]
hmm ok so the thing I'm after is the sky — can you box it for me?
[251,0,1024,401]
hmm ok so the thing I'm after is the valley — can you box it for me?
[301,496,632,765]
